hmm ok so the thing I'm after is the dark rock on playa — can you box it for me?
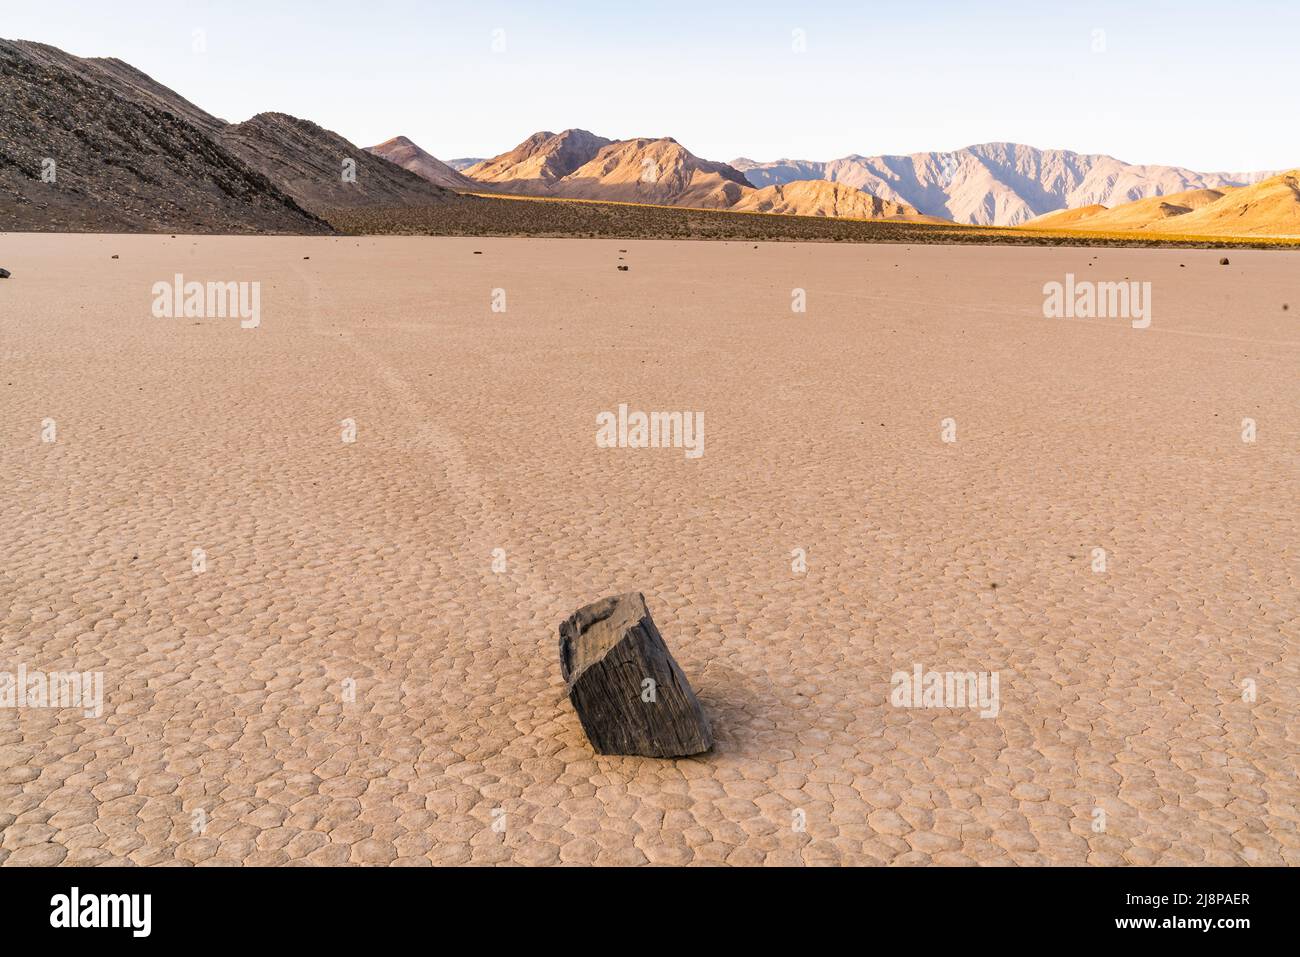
[1220,257,1230,265]
[617,264,629,271]
[0,268,10,279]
[559,592,712,758]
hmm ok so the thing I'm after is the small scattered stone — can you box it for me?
[1219,257,1230,265]
[473,251,482,255]
[0,268,10,279]
[617,265,629,271]
[111,254,119,259]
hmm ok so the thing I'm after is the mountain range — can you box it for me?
[731,145,1276,226]
[376,128,935,221]
[2,37,1295,237]
[382,128,1280,228]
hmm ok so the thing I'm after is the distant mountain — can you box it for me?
[1025,188,1227,230]
[366,135,477,190]
[559,137,752,208]
[1024,171,1300,237]
[730,157,826,188]
[733,144,1276,226]
[463,130,753,208]
[0,39,325,233]
[445,158,484,171]
[731,180,934,221]
[1156,171,1300,236]
[464,129,611,192]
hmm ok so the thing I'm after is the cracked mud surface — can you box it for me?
[1,235,1296,865]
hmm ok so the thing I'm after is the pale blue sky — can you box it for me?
[7,1,1296,171]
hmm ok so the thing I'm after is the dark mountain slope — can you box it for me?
[0,39,327,233]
